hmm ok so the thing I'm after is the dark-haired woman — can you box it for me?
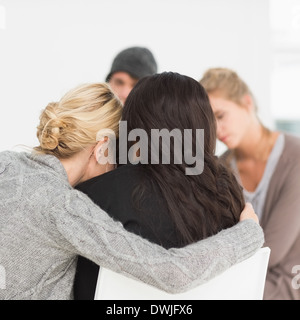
[73,72,261,299]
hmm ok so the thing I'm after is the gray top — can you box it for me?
[230,134,285,220]
[0,151,264,300]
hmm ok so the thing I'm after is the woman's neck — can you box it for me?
[59,148,92,187]
[234,124,277,162]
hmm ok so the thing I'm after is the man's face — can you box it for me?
[108,72,138,104]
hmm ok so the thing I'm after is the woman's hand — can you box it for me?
[239,202,259,224]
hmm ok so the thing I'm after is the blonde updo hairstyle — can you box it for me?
[34,83,122,159]
[199,67,258,111]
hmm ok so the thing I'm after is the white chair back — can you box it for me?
[94,247,270,300]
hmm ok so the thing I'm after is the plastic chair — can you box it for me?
[94,247,270,300]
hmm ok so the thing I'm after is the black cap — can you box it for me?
[106,47,158,82]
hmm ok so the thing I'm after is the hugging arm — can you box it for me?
[53,190,264,294]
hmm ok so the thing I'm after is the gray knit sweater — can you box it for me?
[0,151,264,300]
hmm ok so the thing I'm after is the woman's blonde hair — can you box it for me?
[34,83,122,158]
[199,67,257,109]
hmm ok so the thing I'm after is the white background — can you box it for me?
[0,0,296,154]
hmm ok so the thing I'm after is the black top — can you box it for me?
[73,164,180,300]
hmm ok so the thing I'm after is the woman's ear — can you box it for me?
[242,94,255,113]
[94,137,109,164]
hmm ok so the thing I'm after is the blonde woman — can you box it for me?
[0,82,263,300]
[200,68,300,300]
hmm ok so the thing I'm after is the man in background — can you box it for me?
[106,46,158,104]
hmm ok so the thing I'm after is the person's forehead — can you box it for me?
[110,72,138,85]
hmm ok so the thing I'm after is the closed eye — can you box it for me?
[215,112,225,120]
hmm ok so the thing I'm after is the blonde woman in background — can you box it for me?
[200,68,300,300]
[0,82,263,300]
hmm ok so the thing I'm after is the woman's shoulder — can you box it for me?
[0,150,23,162]
[0,150,34,176]
[283,132,300,147]
[219,149,234,166]
[282,132,300,158]
[76,163,142,195]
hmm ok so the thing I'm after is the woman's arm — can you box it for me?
[53,190,264,294]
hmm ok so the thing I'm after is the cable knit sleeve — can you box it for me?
[51,189,264,294]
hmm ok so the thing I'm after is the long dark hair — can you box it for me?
[122,72,244,246]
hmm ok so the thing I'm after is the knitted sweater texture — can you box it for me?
[0,151,264,300]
